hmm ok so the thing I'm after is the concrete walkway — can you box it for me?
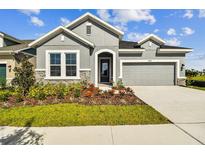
[0,125,200,145]
[131,86,205,144]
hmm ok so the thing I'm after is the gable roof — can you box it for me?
[119,40,141,49]
[138,34,166,45]
[65,12,124,37]
[0,31,22,44]
[0,40,33,51]
[160,45,192,50]
[29,26,95,48]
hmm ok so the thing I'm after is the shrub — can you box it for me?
[0,90,12,101]
[80,80,89,89]
[84,90,93,97]
[73,89,81,98]
[0,78,6,89]
[192,80,205,87]
[108,89,115,96]
[186,79,193,86]
[11,57,35,95]
[113,79,124,90]
[28,83,69,100]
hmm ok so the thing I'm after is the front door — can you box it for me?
[0,64,6,80]
[100,58,110,83]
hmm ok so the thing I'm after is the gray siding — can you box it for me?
[71,20,119,47]
[70,19,120,83]
[36,33,90,69]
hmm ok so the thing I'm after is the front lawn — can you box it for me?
[188,75,205,81]
[188,86,205,91]
[0,103,170,127]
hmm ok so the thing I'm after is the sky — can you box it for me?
[0,9,205,71]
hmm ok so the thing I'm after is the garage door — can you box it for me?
[122,62,175,86]
[0,64,6,80]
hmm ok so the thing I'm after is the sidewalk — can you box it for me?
[0,124,201,145]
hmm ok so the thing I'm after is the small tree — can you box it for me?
[11,57,35,95]
[186,69,199,78]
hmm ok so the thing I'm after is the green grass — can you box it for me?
[188,86,205,91]
[0,103,170,127]
[189,75,205,81]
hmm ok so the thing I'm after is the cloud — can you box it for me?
[112,10,156,25]
[60,17,70,26]
[30,16,44,27]
[181,27,195,36]
[34,33,45,38]
[97,10,111,22]
[165,37,181,46]
[183,10,193,19]
[199,9,205,18]
[167,28,176,36]
[186,52,205,70]
[127,32,150,42]
[18,9,40,16]
[153,29,159,33]
[97,9,156,32]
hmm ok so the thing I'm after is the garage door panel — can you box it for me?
[122,62,175,86]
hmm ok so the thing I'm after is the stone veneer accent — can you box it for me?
[177,78,186,86]
[35,70,91,84]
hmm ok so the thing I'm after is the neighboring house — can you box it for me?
[0,32,36,83]
[0,12,192,86]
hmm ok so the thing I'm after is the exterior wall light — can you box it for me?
[181,64,185,71]
[8,65,12,72]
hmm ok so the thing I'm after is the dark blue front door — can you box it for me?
[0,64,6,79]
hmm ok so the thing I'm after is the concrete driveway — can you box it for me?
[131,86,205,144]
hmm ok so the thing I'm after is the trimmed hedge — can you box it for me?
[186,80,205,87]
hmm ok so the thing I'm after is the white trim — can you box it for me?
[14,47,31,53]
[138,34,166,45]
[119,59,185,80]
[79,68,91,71]
[45,50,80,80]
[29,26,94,48]
[65,12,124,36]
[95,49,116,87]
[86,22,92,26]
[0,61,8,64]
[98,57,112,83]
[0,33,4,37]
[158,48,193,53]
[35,68,46,71]
[119,49,145,53]
[0,50,13,55]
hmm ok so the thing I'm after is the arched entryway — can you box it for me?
[95,49,116,87]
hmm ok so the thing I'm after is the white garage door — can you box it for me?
[122,62,176,86]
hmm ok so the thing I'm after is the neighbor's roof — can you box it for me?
[29,26,95,48]
[0,40,33,52]
[65,12,124,36]
[0,31,22,44]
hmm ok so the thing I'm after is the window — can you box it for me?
[50,53,61,76]
[66,53,77,76]
[46,50,79,79]
[86,25,91,35]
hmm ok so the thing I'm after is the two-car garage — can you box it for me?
[122,62,176,86]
